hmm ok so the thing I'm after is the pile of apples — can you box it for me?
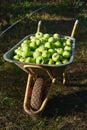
[13,32,73,65]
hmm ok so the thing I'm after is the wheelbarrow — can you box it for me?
[3,20,78,116]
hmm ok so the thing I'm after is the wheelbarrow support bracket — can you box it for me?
[23,65,56,116]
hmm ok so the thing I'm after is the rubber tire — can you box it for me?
[30,77,45,111]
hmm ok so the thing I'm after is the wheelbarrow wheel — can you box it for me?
[30,77,45,111]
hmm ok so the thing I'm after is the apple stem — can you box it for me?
[71,19,79,37]
[37,20,42,32]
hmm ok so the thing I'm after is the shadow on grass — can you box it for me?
[65,72,87,87]
[42,90,87,118]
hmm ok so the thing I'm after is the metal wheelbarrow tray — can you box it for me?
[3,34,75,116]
[3,34,75,73]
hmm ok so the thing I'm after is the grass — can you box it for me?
[0,1,87,130]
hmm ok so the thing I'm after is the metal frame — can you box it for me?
[23,65,56,116]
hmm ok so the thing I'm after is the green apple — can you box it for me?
[14,48,19,54]
[37,45,45,52]
[66,38,72,46]
[14,47,21,54]
[36,39,41,46]
[53,33,60,39]
[41,37,48,43]
[21,43,29,55]
[48,37,55,43]
[19,57,25,62]
[63,42,67,47]
[43,33,50,40]
[54,41,62,48]
[56,48,64,55]
[56,61,62,65]
[48,59,54,65]
[45,42,52,49]
[22,44,29,51]
[22,50,33,58]
[21,46,28,56]
[15,49,22,56]
[42,50,48,58]
[48,49,55,55]
[63,51,71,58]
[35,32,43,38]
[33,51,41,59]
[30,37,37,43]
[13,55,20,60]
[25,57,35,63]
[30,58,36,63]
[64,46,72,51]
[42,50,50,58]
[28,51,33,57]
[22,39,29,44]
[62,59,69,64]
[25,57,31,63]
[30,36,35,40]
[21,52,28,58]
[29,42,37,49]
[36,56,43,64]
[21,40,29,48]
[52,53,60,61]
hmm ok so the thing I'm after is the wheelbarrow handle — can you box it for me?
[71,19,79,37]
[37,20,42,32]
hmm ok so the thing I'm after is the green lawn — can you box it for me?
[0,1,87,130]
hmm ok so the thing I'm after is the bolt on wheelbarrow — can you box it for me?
[3,20,78,117]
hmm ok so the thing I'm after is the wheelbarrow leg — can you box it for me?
[23,73,33,116]
[63,72,66,85]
